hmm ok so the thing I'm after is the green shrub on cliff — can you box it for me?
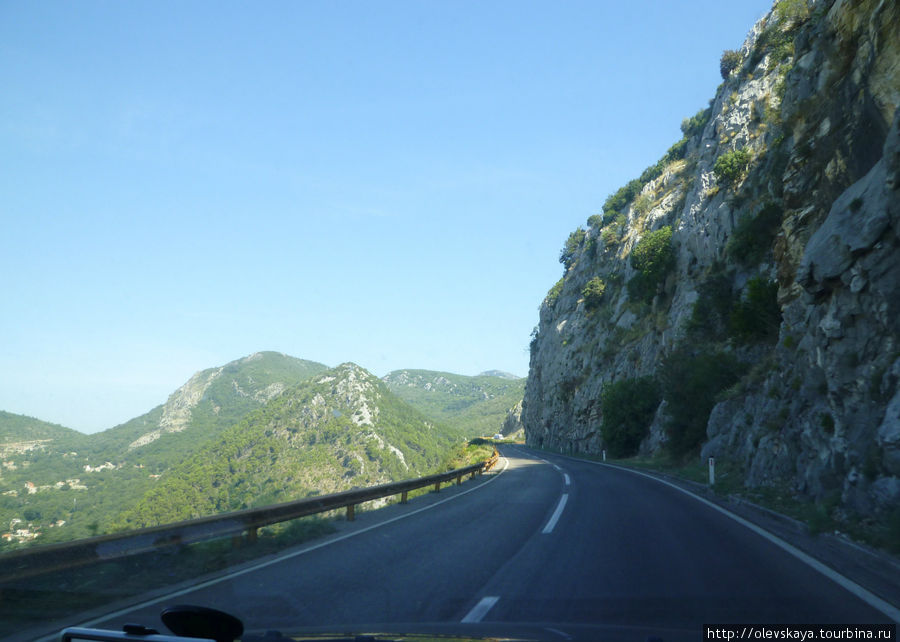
[729,277,781,342]
[660,349,743,456]
[545,278,565,307]
[559,228,586,269]
[687,265,735,340]
[713,148,751,187]
[628,226,675,302]
[681,106,712,139]
[726,202,783,265]
[720,49,742,79]
[600,377,661,458]
[582,277,606,310]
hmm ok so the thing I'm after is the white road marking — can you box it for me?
[461,595,500,623]
[542,493,569,534]
[564,473,571,486]
[582,458,900,624]
[42,457,512,639]
[552,464,561,471]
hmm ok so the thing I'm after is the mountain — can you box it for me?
[477,370,521,380]
[83,351,329,466]
[114,363,464,528]
[0,352,328,544]
[524,0,899,531]
[382,369,525,437]
[0,411,87,452]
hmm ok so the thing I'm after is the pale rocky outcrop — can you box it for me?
[523,0,900,520]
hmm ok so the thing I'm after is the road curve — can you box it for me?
[45,446,897,641]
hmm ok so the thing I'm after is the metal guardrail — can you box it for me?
[0,449,500,582]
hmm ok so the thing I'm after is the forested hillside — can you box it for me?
[0,352,327,545]
[1,354,506,547]
[383,369,524,436]
[114,363,464,528]
[0,412,87,447]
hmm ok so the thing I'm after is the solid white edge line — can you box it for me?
[45,456,512,639]
[460,595,500,623]
[542,493,569,534]
[589,459,900,624]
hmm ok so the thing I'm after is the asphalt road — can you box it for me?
[46,446,898,641]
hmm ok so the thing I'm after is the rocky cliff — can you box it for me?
[523,0,899,527]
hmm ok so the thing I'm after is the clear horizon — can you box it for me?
[1,1,773,433]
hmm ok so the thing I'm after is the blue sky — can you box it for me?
[1,1,772,434]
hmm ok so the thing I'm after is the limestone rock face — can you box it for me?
[501,400,524,437]
[523,0,899,519]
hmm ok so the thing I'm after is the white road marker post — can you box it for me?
[708,456,715,486]
[602,449,606,462]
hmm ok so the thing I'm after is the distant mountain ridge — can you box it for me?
[0,353,516,547]
[0,352,328,544]
[0,411,87,451]
[85,351,328,458]
[382,369,525,436]
[114,363,462,528]
[477,370,522,380]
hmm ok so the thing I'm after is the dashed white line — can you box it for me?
[563,473,571,486]
[542,493,569,534]
[552,464,561,471]
[461,596,500,623]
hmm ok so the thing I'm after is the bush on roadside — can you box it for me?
[660,349,743,456]
[600,377,661,458]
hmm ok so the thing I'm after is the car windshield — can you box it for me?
[1,1,899,642]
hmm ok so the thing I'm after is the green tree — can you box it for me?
[600,377,661,458]
[559,228,586,269]
[720,49,742,79]
[545,278,565,307]
[713,148,751,187]
[726,202,783,265]
[587,214,604,229]
[660,350,743,456]
[582,277,606,310]
[628,226,675,302]
[681,106,712,138]
[729,277,781,342]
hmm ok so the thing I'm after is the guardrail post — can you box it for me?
[0,455,501,585]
